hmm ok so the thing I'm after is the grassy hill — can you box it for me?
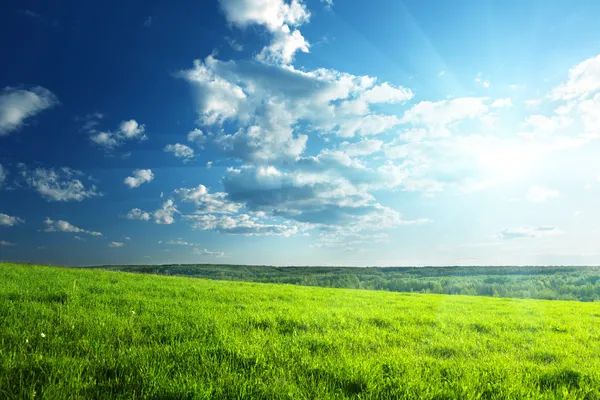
[94,264,600,302]
[2,262,600,399]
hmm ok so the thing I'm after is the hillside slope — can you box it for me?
[1,263,600,399]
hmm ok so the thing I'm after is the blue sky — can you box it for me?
[2,0,600,266]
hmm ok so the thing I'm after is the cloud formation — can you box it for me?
[498,226,562,239]
[19,166,100,202]
[0,86,58,135]
[124,169,154,188]
[89,119,146,149]
[164,143,194,162]
[218,0,311,64]
[126,200,179,225]
[44,218,102,236]
[0,213,24,227]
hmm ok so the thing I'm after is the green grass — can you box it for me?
[2,263,600,399]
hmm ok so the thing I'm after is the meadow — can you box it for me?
[96,264,600,302]
[2,262,600,399]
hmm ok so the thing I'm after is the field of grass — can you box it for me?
[2,263,600,399]
[95,264,600,302]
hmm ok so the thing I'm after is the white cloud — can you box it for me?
[20,166,100,202]
[0,213,24,227]
[0,86,58,135]
[124,169,154,188]
[194,248,226,256]
[180,56,412,161]
[218,0,310,30]
[0,240,16,246]
[164,143,194,162]
[109,242,124,248]
[340,139,383,156]
[89,119,147,149]
[220,157,426,231]
[526,185,560,203]
[401,97,489,135]
[525,99,543,109]
[256,24,309,64]
[577,93,600,132]
[491,98,512,108]
[219,0,311,65]
[549,53,600,100]
[497,226,563,239]
[175,184,241,214]
[474,73,490,88]
[125,201,178,224]
[362,82,413,104]
[44,218,102,236]
[166,239,195,246]
[152,200,178,224]
[184,213,299,236]
[126,208,151,221]
[187,128,207,147]
[119,120,146,139]
[524,114,573,132]
[144,16,152,28]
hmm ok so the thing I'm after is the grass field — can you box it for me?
[2,263,600,399]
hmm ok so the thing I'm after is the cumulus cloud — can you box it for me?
[0,86,58,135]
[401,97,489,136]
[0,213,24,227]
[491,98,512,108]
[362,82,413,104]
[218,0,311,64]
[0,240,16,246]
[187,128,207,147]
[19,166,100,202]
[339,139,383,156]
[524,114,573,133]
[184,213,299,236]
[180,55,413,162]
[124,169,154,188]
[175,184,241,214]
[497,226,563,239]
[88,119,147,149]
[164,143,195,162]
[526,185,560,203]
[153,200,179,224]
[125,208,151,221]
[257,24,309,64]
[549,54,600,100]
[108,242,124,248]
[44,218,102,236]
[127,200,179,224]
[220,157,427,230]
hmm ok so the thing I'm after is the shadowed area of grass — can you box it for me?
[1,262,600,399]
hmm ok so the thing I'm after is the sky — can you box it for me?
[2,0,600,267]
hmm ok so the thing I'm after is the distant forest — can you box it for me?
[92,265,600,302]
